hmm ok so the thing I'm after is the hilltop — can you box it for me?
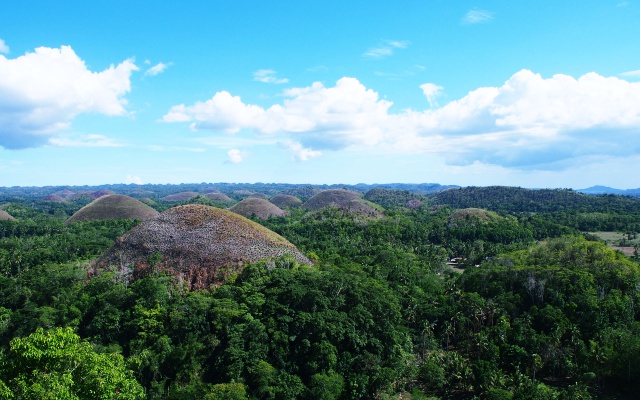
[0,209,14,220]
[94,204,311,289]
[302,189,383,217]
[270,194,303,208]
[229,198,288,220]
[302,189,362,211]
[66,194,159,223]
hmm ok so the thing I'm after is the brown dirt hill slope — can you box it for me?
[44,194,67,203]
[66,194,159,224]
[0,209,14,220]
[93,204,311,289]
[229,198,288,220]
[270,194,303,208]
[448,208,501,223]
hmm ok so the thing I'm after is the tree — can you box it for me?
[0,327,144,400]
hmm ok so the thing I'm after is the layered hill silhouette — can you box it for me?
[94,204,311,289]
[364,188,425,209]
[161,192,199,202]
[229,198,288,220]
[66,194,159,223]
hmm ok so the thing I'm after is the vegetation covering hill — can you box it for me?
[270,193,303,208]
[0,209,14,220]
[364,188,426,209]
[161,192,199,202]
[43,194,67,202]
[5,184,640,399]
[94,204,310,289]
[66,194,159,224]
[229,198,288,220]
[431,186,640,213]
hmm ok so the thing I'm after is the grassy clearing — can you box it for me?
[590,231,640,256]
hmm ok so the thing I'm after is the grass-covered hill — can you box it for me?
[302,189,362,211]
[66,194,159,224]
[447,207,502,223]
[302,189,384,217]
[204,192,235,205]
[364,188,426,209]
[0,209,14,220]
[161,192,199,202]
[270,194,303,208]
[229,198,288,220]
[93,204,311,289]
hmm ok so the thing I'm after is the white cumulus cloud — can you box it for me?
[226,148,244,164]
[253,69,288,84]
[0,39,9,54]
[163,70,640,170]
[282,141,322,161]
[0,45,138,149]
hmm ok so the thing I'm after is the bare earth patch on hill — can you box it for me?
[93,204,311,289]
[0,209,14,220]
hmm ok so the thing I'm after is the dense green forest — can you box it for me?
[1,185,640,399]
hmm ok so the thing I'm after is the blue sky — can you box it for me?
[1,1,640,188]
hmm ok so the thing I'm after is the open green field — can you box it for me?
[590,231,640,256]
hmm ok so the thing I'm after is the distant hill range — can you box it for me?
[0,182,458,202]
[577,186,640,197]
[431,186,640,214]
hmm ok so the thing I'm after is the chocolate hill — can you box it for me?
[94,204,311,289]
[270,194,303,208]
[66,194,159,224]
[303,190,383,218]
[229,198,288,220]
[302,189,362,211]
[204,192,235,204]
[0,209,14,220]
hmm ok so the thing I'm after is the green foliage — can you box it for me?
[0,327,144,399]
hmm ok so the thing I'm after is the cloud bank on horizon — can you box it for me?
[162,69,640,170]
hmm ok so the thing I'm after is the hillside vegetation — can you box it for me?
[2,184,640,399]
